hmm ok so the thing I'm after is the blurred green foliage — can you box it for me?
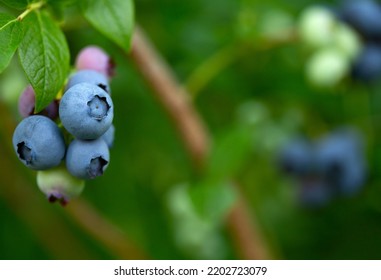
[1,0,381,260]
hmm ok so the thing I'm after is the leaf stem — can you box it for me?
[186,31,297,100]
[17,1,45,21]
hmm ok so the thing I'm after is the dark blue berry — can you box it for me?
[352,44,381,82]
[12,115,66,170]
[279,138,313,176]
[59,83,114,140]
[339,0,381,40]
[66,138,110,179]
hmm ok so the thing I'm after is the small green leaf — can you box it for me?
[0,13,23,73]
[208,127,252,181]
[18,11,69,112]
[0,0,29,9]
[81,0,134,51]
[189,180,237,222]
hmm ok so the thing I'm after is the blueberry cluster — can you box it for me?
[279,129,366,207]
[337,0,381,81]
[13,46,115,205]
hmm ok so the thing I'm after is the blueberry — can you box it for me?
[298,178,333,207]
[75,46,115,79]
[66,70,111,94]
[306,47,349,87]
[339,0,381,40]
[18,85,58,119]
[37,168,85,206]
[12,115,65,170]
[66,138,110,179]
[279,138,313,176]
[352,44,381,81]
[314,129,366,196]
[59,83,114,140]
[298,6,336,48]
[101,124,115,148]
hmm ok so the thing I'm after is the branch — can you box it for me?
[130,26,210,170]
[66,199,148,259]
[227,190,271,259]
[130,25,272,259]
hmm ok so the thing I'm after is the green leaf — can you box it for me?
[18,11,69,112]
[81,0,134,51]
[207,127,252,181]
[0,13,23,73]
[189,180,237,223]
[0,0,29,9]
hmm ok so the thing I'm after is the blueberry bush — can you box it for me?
[1,0,381,260]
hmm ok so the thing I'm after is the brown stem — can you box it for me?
[227,190,271,259]
[130,26,210,171]
[130,25,272,259]
[66,199,148,259]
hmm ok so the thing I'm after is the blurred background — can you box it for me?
[1,0,381,259]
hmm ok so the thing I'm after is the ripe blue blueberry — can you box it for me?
[352,44,381,82]
[339,0,381,40]
[314,129,366,196]
[279,138,313,176]
[298,178,332,207]
[101,124,115,148]
[66,69,111,94]
[66,138,110,179]
[59,83,114,140]
[12,115,65,170]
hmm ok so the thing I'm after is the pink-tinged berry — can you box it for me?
[18,85,59,120]
[18,85,35,118]
[75,45,115,79]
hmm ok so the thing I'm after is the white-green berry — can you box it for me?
[306,48,350,87]
[37,168,85,206]
[298,6,336,48]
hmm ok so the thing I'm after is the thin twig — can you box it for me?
[66,199,148,259]
[130,25,272,259]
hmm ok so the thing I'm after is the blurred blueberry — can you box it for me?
[314,129,366,196]
[298,178,333,207]
[338,0,381,40]
[75,46,115,79]
[279,138,313,176]
[352,44,381,81]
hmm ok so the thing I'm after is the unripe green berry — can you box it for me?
[37,168,85,206]
[298,6,336,48]
[334,23,362,61]
[306,48,349,87]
